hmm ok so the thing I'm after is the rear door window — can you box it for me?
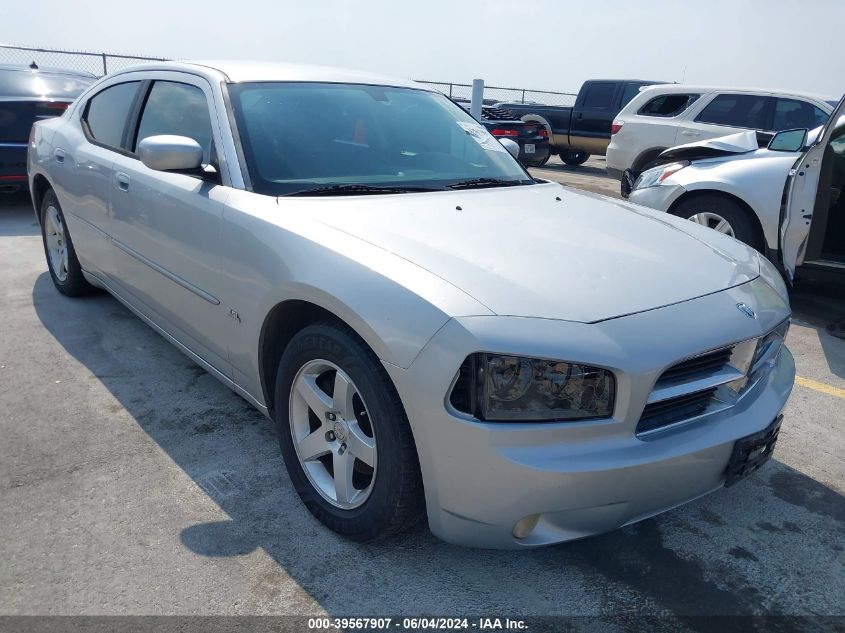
[83,81,141,149]
[638,94,699,117]
[134,81,213,163]
[581,82,616,110]
[772,98,830,131]
[695,93,769,129]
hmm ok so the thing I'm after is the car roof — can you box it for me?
[634,83,837,105]
[0,64,96,99]
[109,60,426,91]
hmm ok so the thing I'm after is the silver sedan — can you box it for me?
[28,61,794,549]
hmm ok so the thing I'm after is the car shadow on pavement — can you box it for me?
[32,272,845,621]
[0,195,40,237]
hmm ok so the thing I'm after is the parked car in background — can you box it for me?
[607,84,835,188]
[628,98,845,286]
[454,99,550,166]
[0,64,94,193]
[496,79,664,165]
[29,60,794,549]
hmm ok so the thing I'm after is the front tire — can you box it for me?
[671,195,764,251]
[274,323,425,541]
[561,151,590,166]
[40,189,94,296]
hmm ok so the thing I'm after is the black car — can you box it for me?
[454,99,551,167]
[0,64,94,193]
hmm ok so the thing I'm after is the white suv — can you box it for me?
[606,84,835,181]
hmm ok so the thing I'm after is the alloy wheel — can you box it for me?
[45,205,69,282]
[288,359,377,509]
[688,212,735,238]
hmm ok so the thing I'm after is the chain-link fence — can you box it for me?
[0,44,166,77]
[0,44,576,107]
[415,81,576,107]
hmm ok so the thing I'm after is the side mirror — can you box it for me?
[138,135,203,172]
[768,128,808,153]
[499,138,520,159]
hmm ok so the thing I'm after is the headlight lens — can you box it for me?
[633,161,689,190]
[449,353,616,422]
[751,318,790,377]
[757,253,790,305]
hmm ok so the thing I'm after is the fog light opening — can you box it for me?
[512,514,540,539]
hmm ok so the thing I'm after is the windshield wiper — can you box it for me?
[446,178,526,190]
[283,184,441,197]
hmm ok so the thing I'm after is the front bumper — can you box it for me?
[385,278,794,549]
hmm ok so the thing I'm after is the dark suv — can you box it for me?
[1,64,94,193]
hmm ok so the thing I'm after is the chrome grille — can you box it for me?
[637,337,759,436]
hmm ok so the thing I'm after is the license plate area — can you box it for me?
[724,415,782,487]
[524,143,535,154]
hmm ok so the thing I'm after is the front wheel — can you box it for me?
[561,151,590,166]
[274,323,425,541]
[40,189,95,296]
[671,195,764,252]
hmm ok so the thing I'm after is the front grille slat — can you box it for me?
[657,347,733,384]
[638,387,717,434]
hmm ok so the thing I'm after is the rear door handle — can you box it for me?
[54,148,66,163]
[115,172,130,192]
[680,130,701,137]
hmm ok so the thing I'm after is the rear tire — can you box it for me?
[671,195,764,252]
[561,151,590,166]
[525,154,550,167]
[40,189,95,297]
[274,323,425,541]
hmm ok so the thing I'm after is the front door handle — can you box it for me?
[680,130,701,137]
[54,148,66,164]
[115,172,130,192]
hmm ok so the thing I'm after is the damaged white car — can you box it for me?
[628,98,845,285]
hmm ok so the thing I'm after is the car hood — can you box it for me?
[301,183,759,323]
[658,130,761,163]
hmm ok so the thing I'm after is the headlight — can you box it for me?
[751,319,790,377]
[449,353,616,422]
[757,252,790,305]
[633,161,689,190]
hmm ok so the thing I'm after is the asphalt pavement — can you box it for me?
[1,178,843,629]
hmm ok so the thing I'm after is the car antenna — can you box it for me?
[29,61,38,70]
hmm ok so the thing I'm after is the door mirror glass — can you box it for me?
[138,135,203,172]
[768,128,808,152]
[499,138,520,159]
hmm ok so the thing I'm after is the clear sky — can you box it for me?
[5,0,844,98]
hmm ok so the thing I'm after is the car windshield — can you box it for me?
[228,82,534,196]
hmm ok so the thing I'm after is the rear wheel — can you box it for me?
[524,154,550,167]
[40,189,94,296]
[671,195,764,251]
[561,151,590,166]
[274,323,425,541]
